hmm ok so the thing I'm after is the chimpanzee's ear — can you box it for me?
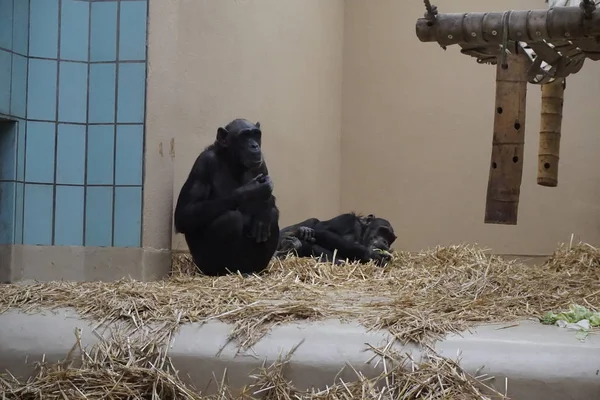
[255,121,261,129]
[216,127,229,147]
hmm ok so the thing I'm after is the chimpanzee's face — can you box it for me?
[216,119,264,169]
[236,127,263,169]
[363,218,397,251]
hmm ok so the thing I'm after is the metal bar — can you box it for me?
[484,50,529,225]
[537,78,565,187]
[416,7,600,47]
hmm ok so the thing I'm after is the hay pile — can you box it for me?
[2,242,598,349]
[0,242,598,399]
[0,327,202,399]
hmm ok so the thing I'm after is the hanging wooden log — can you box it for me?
[415,7,598,48]
[537,78,565,187]
[484,50,529,225]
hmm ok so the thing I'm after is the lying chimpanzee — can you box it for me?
[174,119,280,276]
[276,213,397,266]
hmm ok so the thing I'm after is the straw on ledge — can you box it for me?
[1,241,597,399]
[0,241,599,351]
[0,327,508,400]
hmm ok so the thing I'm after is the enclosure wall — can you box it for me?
[144,0,345,252]
[341,0,600,256]
[0,0,156,282]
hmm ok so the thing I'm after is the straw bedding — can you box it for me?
[0,241,598,399]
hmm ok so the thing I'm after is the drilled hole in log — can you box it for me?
[501,64,508,70]
[426,21,434,27]
[512,156,519,163]
[544,162,550,169]
[497,107,503,114]
[514,121,521,130]
[492,162,497,169]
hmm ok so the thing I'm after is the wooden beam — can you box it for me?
[537,78,565,187]
[415,7,598,47]
[484,50,528,225]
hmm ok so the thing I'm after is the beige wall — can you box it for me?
[146,0,600,257]
[343,0,600,255]
[144,0,345,251]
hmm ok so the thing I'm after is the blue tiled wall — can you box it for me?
[0,0,148,248]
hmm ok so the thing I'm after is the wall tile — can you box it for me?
[0,181,15,244]
[54,185,84,246]
[119,0,147,61]
[0,121,17,180]
[90,1,117,62]
[85,186,112,247]
[23,183,53,245]
[29,0,59,59]
[14,182,23,244]
[86,124,113,185]
[88,63,115,123]
[10,54,27,118]
[0,49,10,115]
[16,119,25,181]
[113,186,141,247]
[58,61,87,123]
[0,0,12,50]
[27,59,57,121]
[117,62,146,123]
[56,124,85,185]
[25,121,55,183]
[60,0,89,61]
[12,0,29,55]
[115,124,142,186]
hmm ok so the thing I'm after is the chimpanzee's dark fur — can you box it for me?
[174,119,279,276]
[276,213,397,266]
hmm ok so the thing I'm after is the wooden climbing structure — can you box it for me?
[415,0,600,225]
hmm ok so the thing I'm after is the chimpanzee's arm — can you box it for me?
[313,213,357,237]
[312,229,370,262]
[266,195,279,219]
[256,195,279,223]
[174,154,238,234]
[244,194,280,243]
[280,218,320,237]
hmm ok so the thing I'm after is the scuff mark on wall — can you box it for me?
[169,138,175,160]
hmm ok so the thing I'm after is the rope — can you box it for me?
[423,0,438,22]
[580,0,596,19]
[500,11,512,69]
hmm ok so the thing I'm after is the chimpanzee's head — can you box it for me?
[361,214,397,251]
[216,119,263,169]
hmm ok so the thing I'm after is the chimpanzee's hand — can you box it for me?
[278,236,302,252]
[367,248,393,267]
[297,226,315,243]
[237,174,273,203]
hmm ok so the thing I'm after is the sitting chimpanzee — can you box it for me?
[174,119,280,276]
[276,213,397,266]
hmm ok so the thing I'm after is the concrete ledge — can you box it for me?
[0,245,171,282]
[1,308,599,399]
